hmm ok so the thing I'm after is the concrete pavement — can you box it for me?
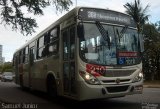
[0,81,160,109]
[0,81,160,104]
[0,82,49,104]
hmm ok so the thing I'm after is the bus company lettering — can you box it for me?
[86,64,106,76]
[118,52,138,57]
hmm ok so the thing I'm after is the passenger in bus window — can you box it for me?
[42,34,50,57]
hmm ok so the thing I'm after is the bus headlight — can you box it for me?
[132,72,143,83]
[79,71,101,85]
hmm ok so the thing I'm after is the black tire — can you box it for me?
[47,76,57,98]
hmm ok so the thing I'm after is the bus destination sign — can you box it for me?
[79,8,132,26]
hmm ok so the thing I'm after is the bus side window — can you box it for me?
[24,46,29,63]
[63,31,69,60]
[29,47,35,65]
[22,48,25,63]
[41,27,59,57]
[37,36,44,58]
[48,27,59,55]
[42,33,50,57]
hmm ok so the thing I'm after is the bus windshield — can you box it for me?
[79,23,141,66]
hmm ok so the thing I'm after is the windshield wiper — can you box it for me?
[116,25,128,42]
[95,21,111,49]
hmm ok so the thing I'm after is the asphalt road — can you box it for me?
[0,81,160,109]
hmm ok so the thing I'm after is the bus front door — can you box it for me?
[62,26,77,96]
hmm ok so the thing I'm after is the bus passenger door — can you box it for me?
[62,26,77,96]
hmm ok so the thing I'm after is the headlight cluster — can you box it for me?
[132,72,143,83]
[79,71,101,85]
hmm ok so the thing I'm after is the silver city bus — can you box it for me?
[13,7,144,100]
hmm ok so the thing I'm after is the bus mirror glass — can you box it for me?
[77,23,84,39]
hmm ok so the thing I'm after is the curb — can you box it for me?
[143,85,160,88]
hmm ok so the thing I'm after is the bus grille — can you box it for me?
[103,69,136,77]
[102,79,130,83]
[106,86,129,93]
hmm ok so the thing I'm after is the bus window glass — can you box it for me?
[42,34,50,57]
[50,28,57,40]
[79,23,116,65]
[70,27,75,59]
[70,62,76,94]
[63,63,70,92]
[49,44,58,54]
[63,31,69,60]
[39,36,44,48]
[79,23,141,66]
[22,48,25,63]
[115,27,138,52]
[37,36,45,58]
[29,41,35,60]
[48,28,59,55]
[24,46,29,63]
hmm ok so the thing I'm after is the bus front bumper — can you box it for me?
[77,81,143,101]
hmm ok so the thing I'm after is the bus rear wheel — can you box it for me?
[47,76,57,98]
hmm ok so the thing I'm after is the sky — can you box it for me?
[0,0,160,62]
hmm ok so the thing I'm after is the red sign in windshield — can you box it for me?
[118,52,138,57]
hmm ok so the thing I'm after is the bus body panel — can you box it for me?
[13,7,143,101]
[77,80,143,100]
[76,56,143,100]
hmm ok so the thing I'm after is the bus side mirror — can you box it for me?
[77,23,84,39]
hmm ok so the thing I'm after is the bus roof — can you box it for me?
[14,6,134,54]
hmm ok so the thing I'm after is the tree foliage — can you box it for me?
[124,0,149,33]
[142,23,160,80]
[0,62,13,73]
[123,0,160,80]
[0,0,72,35]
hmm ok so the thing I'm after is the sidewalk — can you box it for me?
[143,81,160,88]
[143,84,160,88]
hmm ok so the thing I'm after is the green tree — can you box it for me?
[0,62,13,73]
[0,0,72,35]
[142,23,160,80]
[124,0,149,33]
[0,65,3,73]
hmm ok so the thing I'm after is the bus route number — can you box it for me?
[125,58,136,65]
